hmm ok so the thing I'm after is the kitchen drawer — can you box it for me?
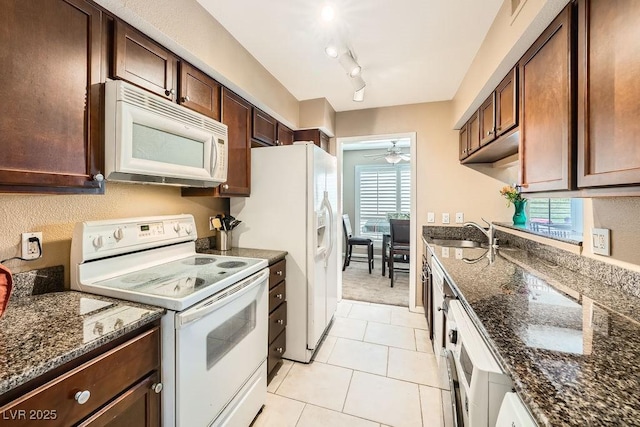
[267,329,286,376]
[268,301,287,343]
[0,327,159,427]
[269,281,286,313]
[269,260,286,289]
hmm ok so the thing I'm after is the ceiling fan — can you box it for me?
[363,141,410,164]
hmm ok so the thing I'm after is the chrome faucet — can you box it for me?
[463,219,498,261]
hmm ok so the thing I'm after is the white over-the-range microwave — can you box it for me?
[104,79,228,187]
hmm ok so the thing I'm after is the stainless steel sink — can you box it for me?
[430,239,485,248]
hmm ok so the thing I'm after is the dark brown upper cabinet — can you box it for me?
[519,4,575,193]
[178,62,221,121]
[252,108,277,146]
[495,68,518,138]
[459,126,469,161]
[183,89,252,198]
[113,21,178,101]
[468,112,481,154]
[577,0,640,188]
[0,0,104,194]
[277,123,294,146]
[479,94,496,146]
[294,129,330,152]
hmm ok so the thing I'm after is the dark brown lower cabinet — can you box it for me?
[267,259,287,380]
[577,0,640,187]
[0,327,161,427]
[0,0,104,194]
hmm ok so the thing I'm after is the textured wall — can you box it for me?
[0,183,227,283]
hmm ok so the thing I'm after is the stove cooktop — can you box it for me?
[86,254,266,311]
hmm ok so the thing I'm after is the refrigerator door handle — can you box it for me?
[322,191,334,268]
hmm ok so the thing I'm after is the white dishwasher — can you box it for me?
[495,392,538,427]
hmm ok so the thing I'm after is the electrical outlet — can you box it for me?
[455,212,464,224]
[455,248,464,260]
[441,247,450,258]
[591,228,610,256]
[427,212,435,223]
[21,232,43,260]
[442,213,450,224]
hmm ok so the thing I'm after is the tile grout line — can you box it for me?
[293,402,307,427]
[341,367,355,413]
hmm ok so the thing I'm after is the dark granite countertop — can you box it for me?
[0,291,164,396]
[198,247,287,265]
[423,236,640,426]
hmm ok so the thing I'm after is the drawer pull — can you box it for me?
[276,319,284,325]
[151,383,163,394]
[74,390,91,405]
[276,293,283,299]
[276,347,284,354]
[275,270,283,276]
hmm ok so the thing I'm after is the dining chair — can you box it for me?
[342,214,374,274]
[388,219,410,287]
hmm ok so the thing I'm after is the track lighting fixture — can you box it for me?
[338,51,361,77]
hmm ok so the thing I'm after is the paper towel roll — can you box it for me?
[0,264,13,318]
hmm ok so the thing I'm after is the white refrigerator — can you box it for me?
[230,142,339,363]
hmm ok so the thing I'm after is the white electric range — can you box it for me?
[70,214,269,427]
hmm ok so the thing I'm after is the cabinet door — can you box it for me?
[0,0,103,194]
[468,112,481,154]
[479,93,496,146]
[220,89,252,196]
[519,5,575,192]
[277,123,294,146]
[77,372,160,427]
[459,125,469,160]
[178,62,221,121]
[577,0,640,187]
[495,68,518,137]
[113,21,177,100]
[293,129,330,152]
[252,108,277,146]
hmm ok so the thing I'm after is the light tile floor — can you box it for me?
[253,300,447,427]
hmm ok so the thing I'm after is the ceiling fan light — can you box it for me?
[353,87,365,102]
[385,153,402,164]
[325,46,339,58]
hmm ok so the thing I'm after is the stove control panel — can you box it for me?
[72,214,197,262]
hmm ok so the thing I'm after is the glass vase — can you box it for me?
[512,200,527,226]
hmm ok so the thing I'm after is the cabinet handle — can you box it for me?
[497,126,502,131]
[151,383,163,394]
[182,95,190,102]
[276,293,283,299]
[165,88,176,96]
[222,184,229,190]
[276,270,283,276]
[93,173,104,183]
[276,319,284,325]
[74,390,91,405]
[276,347,284,353]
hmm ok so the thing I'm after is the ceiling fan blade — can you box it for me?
[400,154,411,161]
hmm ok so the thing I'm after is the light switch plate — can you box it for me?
[455,248,463,260]
[441,247,450,258]
[591,228,610,256]
[442,213,450,224]
[427,212,435,223]
[455,212,464,224]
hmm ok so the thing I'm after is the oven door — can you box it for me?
[175,268,269,427]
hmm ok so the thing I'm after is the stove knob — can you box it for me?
[113,228,124,241]
[173,223,181,233]
[92,236,104,249]
[185,224,193,235]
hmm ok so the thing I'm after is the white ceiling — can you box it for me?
[196,0,503,112]
[343,138,410,151]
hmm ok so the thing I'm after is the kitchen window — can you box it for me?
[526,198,583,241]
[355,164,410,240]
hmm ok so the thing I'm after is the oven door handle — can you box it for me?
[175,268,269,329]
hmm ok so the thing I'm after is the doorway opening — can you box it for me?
[337,133,417,310]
